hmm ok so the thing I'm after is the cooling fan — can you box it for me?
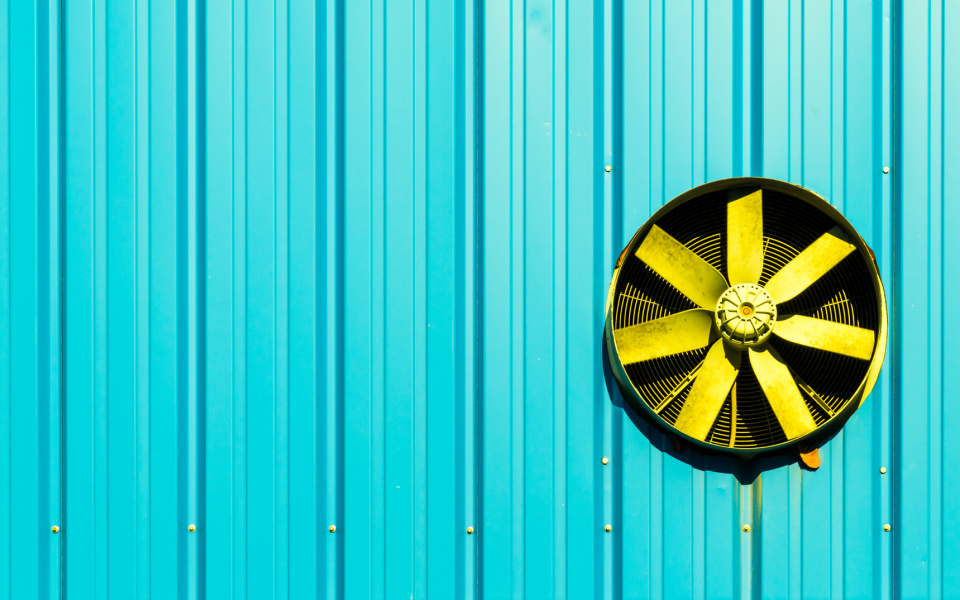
[605,178,887,459]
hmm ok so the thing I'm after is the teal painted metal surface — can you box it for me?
[0,0,957,598]
[0,0,61,598]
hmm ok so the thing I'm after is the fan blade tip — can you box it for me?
[827,225,853,243]
[727,187,763,209]
[635,224,665,253]
[728,186,763,203]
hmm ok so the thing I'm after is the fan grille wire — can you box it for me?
[613,191,877,448]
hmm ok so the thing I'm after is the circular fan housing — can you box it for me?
[605,178,887,459]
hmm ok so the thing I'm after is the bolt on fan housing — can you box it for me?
[605,178,887,459]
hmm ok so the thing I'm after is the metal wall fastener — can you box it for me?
[880,467,887,474]
[604,525,612,532]
[329,525,336,533]
[883,166,890,173]
[605,165,612,172]
[51,526,59,534]
[467,527,474,535]
[742,525,751,533]
[188,524,196,532]
[602,457,609,465]
[883,524,891,532]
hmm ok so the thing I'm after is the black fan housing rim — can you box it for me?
[605,177,888,460]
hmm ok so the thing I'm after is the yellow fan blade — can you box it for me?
[764,226,856,303]
[613,309,714,365]
[773,314,875,360]
[635,225,729,309]
[727,188,764,285]
[748,345,817,440]
[673,340,741,440]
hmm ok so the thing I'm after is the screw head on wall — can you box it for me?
[188,524,196,532]
[883,524,891,532]
[467,527,474,535]
[880,467,887,474]
[329,525,336,533]
[604,525,612,532]
[602,457,609,465]
[605,165,612,172]
[742,525,751,533]
[51,526,59,534]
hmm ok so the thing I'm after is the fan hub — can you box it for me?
[715,283,777,347]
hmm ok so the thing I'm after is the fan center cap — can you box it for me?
[715,283,777,347]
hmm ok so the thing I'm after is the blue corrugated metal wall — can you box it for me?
[0,0,61,598]
[0,0,956,598]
